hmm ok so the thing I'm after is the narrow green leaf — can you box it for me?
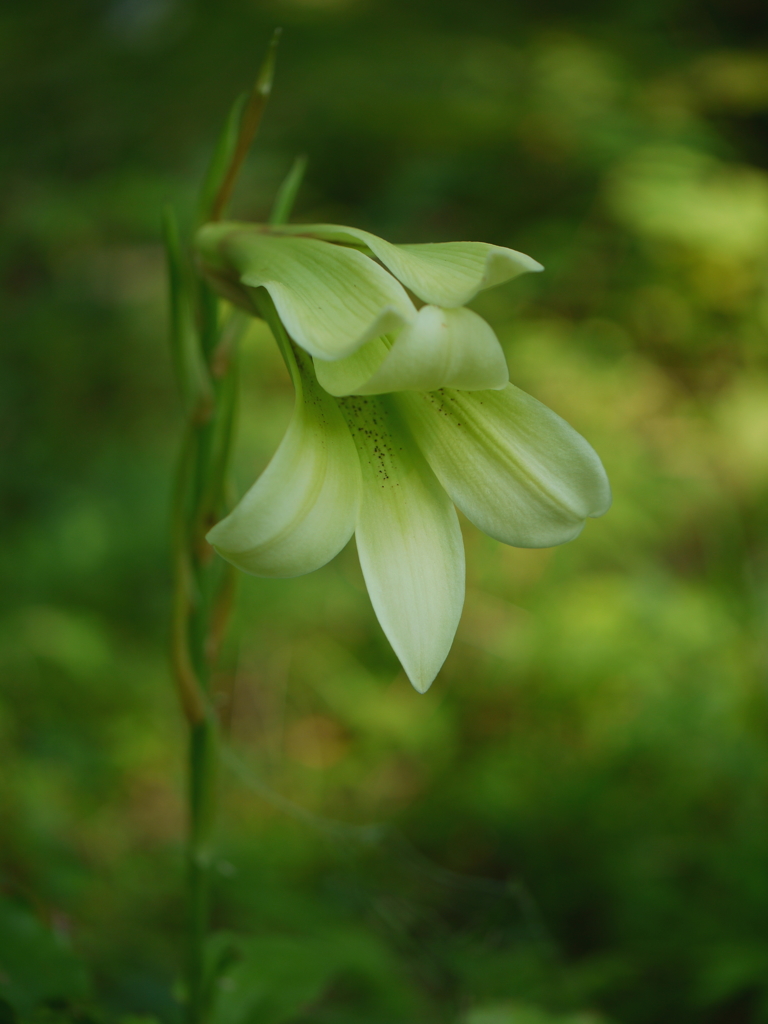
[268,154,308,226]
[163,206,213,415]
[197,91,248,225]
[198,309,250,524]
[209,28,281,222]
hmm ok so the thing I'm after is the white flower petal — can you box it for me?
[313,335,391,398]
[207,351,361,577]
[196,223,416,360]
[340,395,465,692]
[396,385,612,548]
[315,306,509,397]
[268,223,544,306]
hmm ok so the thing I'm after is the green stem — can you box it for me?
[178,297,250,1024]
[166,39,304,1015]
[167,299,236,1024]
[186,716,217,1024]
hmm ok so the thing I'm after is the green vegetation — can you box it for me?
[3,0,768,1021]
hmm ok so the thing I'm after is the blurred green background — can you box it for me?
[3,0,768,1021]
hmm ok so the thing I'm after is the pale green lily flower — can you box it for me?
[198,222,611,693]
[196,221,541,374]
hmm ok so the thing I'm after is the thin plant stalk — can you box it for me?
[164,32,310,1023]
[166,240,242,1020]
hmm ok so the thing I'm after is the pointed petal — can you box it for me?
[196,223,416,360]
[207,351,360,577]
[315,305,509,397]
[340,396,465,692]
[267,224,544,306]
[395,385,612,548]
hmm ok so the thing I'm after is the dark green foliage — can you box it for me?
[0,897,90,1021]
[3,0,768,1022]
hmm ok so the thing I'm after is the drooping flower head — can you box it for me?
[196,221,611,692]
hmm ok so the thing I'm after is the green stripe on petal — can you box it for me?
[396,385,612,549]
[317,305,508,396]
[340,396,465,693]
[267,223,544,307]
[206,349,361,577]
[196,223,416,360]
